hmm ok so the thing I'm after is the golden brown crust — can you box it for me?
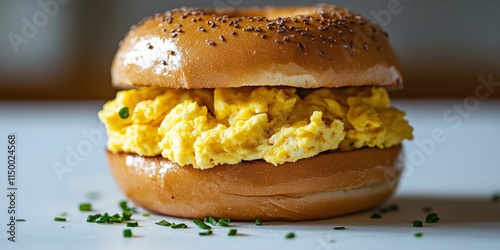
[112,5,402,89]
[106,145,403,221]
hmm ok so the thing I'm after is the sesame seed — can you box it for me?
[231,31,237,35]
[318,26,329,31]
[297,43,305,50]
[206,40,216,46]
[171,33,177,38]
[363,43,369,50]
[161,28,167,32]
[176,24,183,28]
[261,34,267,39]
[169,51,176,56]
[319,51,325,57]
[166,17,172,24]
[255,26,262,32]
[198,26,206,32]
[219,35,225,41]
[147,43,154,50]
[244,26,254,31]
[274,39,281,44]
[161,60,167,65]
[284,36,290,41]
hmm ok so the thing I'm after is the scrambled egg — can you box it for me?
[98,87,413,169]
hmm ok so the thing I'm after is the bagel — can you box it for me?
[99,5,413,221]
[112,5,402,89]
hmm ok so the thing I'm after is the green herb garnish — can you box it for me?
[86,214,101,222]
[414,232,423,238]
[155,220,172,227]
[95,213,109,223]
[333,226,346,230]
[412,220,423,227]
[208,216,218,226]
[193,219,211,230]
[285,232,295,239]
[426,213,440,223]
[127,222,139,227]
[79,203,92,212]
[54,217,66,222]
[119,200,128,210]
[218,218,230,227]
[142,213,150,217]
[123,229,132,238]
[171,223,188,229]
[16,219,26,222]
[228,229,237,236]
[122,209,132,221]
[255,219,262,226]
[199,230,213,236]
[370,213,382,219]
[118,107,130,119]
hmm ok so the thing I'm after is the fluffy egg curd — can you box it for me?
[98,86,413,170]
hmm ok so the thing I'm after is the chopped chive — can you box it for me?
[228,229,237,236]
[118,107,130,119]
[54,217,66,222]
[142,213,150,217]
[370,213,382,219]
[199,230,213,236]
[193,219,211,230]
[16,219,26,222]
[218,218,230,227]
[122,209,132,221]
[203,217,210,223]
[155,220,172,227]
[86,215,97,222]
[171,223,188,229]
[208,216,218,226]
[411,220,423,227]
[422,207,433,213]
[255,219,262,226]
[333,226,346,230]
[426,213,440,223]
[79,203,92,212]
[285,232,295,239]
[414,232,423,238]
[127,222,139,227]
[119,200,128,210]
[95,213,109,223]
[123,229,132,238]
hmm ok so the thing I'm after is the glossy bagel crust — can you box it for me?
[112,5,403,89]
[107,146,403,221]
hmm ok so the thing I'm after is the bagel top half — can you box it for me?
[112,5,402,89]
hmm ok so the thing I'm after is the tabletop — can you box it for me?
[0,100,499,250]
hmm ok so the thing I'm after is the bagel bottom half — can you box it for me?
[106,145,403,221]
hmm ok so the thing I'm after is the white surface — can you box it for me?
[0,100,499,250]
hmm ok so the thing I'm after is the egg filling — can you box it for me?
[98,86,412,169]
